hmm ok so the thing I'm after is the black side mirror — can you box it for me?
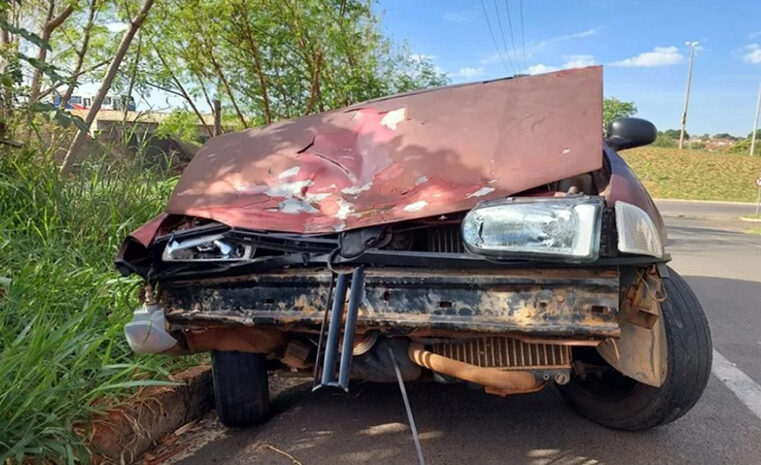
[605,117,657,151]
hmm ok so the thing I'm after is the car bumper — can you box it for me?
[161,267,621,338]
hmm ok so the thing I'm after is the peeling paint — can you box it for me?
[160,67,604,235]
[277,166,300,179]
[276,199,319,214]
[264,180,313,198]
[341,181,373,196]
[333,198,355,220]
[380,108,406,130]
[467,186,496,198]
[403,200,428,212]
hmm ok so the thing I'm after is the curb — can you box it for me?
[654,198,759,207]
[739,216,761,223]
[88,365,213,464]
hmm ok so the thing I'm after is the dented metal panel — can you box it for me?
[162,267,620,337]
[164,67,603,234]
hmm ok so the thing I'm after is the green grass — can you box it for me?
[622,146,761,203]
[0,149,188,463]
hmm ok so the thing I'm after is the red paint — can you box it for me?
[132,67,604,241]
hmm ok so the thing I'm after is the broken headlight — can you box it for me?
[162,234,253,262]
[461,197,603,262]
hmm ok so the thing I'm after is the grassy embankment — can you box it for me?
[0,149,190,463]
[621,146,761,203]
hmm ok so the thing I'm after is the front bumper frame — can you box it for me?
[161,267,621,338]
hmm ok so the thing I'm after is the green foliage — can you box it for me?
[623,146,761,202]
[730,137,759,156]
[652,133,677,148]
[156,109,202,144]
[662,128,686,140]
[713,133,738,140]
[142,0,448,126]
[0,149,191,463]
[603,97,637,129]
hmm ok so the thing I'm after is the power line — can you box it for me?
[503,0,522,71]
[492,0,517,74]
[519,0,526,67]
[479,0,512,75]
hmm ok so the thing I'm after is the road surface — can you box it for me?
[150,200,761,465]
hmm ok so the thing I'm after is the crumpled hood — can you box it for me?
[165,66,603,234]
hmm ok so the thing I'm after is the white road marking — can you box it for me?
[712,350,761,420]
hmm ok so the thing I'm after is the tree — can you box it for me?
[603,97,637,129]
[662,128,686,140]
[60,0,154,173]
[138,0,447,129]
[28,0,75,102]
[713,133,737,140]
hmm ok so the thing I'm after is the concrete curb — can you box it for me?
[88,365,213,464]
[739,216,761,223]
[654,198,758,207]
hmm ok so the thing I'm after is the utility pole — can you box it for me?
[750,82,761,157]
[679,41,699,150]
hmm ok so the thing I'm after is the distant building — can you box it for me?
[53,93,136,111]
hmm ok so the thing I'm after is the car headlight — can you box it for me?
[462,197,604,262]
[162,233,253,262]
[614,201,663,258]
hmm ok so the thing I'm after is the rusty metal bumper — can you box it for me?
[162,268,621,338]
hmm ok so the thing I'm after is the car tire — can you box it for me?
[211,350,270,427]
[558,267,712,431]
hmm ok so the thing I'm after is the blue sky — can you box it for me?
[377,0,761,136]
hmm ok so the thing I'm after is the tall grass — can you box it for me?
[0,148,183,463]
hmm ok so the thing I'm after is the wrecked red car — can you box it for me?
[117,66,712,431]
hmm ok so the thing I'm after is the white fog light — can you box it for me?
[462,197,603,262]
[614,201,663,258]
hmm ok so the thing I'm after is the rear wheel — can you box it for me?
[211,351,270,427]
[559,267,712,431]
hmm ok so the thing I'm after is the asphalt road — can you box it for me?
[153,200,761,465]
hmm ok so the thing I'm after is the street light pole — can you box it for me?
[679,41,699,150]
[750,81,761,157]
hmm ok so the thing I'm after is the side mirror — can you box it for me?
[605,117,657,151]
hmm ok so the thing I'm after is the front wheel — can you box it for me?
[559,267,712,431]
[211,351,270,427]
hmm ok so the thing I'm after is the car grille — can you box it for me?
[426,225,465,253]
[431,337,571,370]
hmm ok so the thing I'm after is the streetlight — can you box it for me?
[679,41,699,150]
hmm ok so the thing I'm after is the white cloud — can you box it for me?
[533,28,601,49]
[562,54,596,68]
[612,46,683,67]
[451,66,485,78]
[524,55,596,75]
[443,10,476,22]
[526,64,558,75]
[743,43,761,64]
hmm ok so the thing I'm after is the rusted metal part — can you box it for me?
[408,342,541,393]
[153,67,602,235]
[182,325,287,353]
[430,336,571,370]
[597,267,668,387]
[164,268,621,337]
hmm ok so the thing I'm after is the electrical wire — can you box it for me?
[492,0,517,74]
[503,0,522,72]
[519,0,527,67]
[479,0,512,76]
